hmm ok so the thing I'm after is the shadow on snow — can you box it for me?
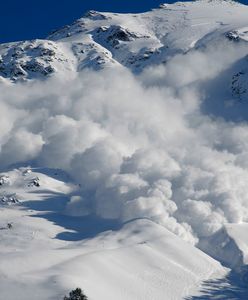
[22,188,248,300]
[186,268,248,300]
[22,193,120,242]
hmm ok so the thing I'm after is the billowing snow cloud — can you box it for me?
[1,41,248,244]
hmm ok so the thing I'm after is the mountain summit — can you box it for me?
[0,0,248,82]
[1,1,248,299]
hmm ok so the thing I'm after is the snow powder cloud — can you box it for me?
[1,40,248,244]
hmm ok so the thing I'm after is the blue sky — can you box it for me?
[0,0,247,43]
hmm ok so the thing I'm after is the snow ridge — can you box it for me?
[1,1,248,299]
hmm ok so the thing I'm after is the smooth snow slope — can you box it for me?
[0,168,226,300]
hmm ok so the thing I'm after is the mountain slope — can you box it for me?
[0,168,226,300]
[1,1,248,299]
[1,0,248,81]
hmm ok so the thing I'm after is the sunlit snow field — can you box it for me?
[1,0,248,299]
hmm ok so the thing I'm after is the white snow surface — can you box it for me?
[0,168,226,300]
[1,0,248,81]
[225,223,248,265]
[1,0,248,299]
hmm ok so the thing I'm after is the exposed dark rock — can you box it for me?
[226,31,240,42]
[96,25,151,48]
[85,10,108,20]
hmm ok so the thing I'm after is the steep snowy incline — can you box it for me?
[1,0,248,81]
[48,0,248,72]
[200,223,248,268]
[1,1,248,299]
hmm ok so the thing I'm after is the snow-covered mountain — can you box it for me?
[0,0,248,80]
[1,0,248,299]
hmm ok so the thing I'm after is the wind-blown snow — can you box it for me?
[1,0,248,298]
[1,40,248,245]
